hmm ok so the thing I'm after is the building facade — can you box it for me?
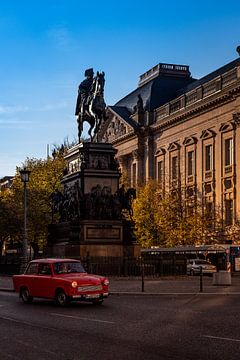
[0,176,13,192]
[99,55,240,238]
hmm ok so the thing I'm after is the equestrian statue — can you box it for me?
[75,68,106,142]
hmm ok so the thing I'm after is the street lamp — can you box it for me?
[19,167,31,272]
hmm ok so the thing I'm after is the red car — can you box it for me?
[13,258,109,306]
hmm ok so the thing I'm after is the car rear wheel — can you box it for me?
[20,288,33,304]
[55,290,70,306]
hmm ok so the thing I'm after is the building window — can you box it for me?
[225,138,233,166]
[157,160,164,183]
[225,199,233,226]
[171,156,178,180]
[206,201,213,214]
[132,163,137,187]
[205,144,213,171]
[205,202,213,228]
[187,151,194,176]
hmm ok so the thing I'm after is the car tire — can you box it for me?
[55,290,70,306]
[20,287,33,304]
[92,299,103,305]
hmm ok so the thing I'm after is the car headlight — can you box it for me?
[71,281,78,288]
[103,279,109,286]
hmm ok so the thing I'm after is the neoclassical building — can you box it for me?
[99,54,240,234]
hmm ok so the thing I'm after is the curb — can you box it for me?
[1,289,240,295]
[110,291,240,296]
[0,288,15,292]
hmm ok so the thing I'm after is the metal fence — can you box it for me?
[82,256,187,277]
[0,255,187,277]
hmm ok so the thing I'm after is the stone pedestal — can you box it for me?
[48,142,135,258]
[63,142,120,194]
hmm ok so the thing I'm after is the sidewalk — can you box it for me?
[1,274,240,295]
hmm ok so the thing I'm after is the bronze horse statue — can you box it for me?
[76,71,106,142]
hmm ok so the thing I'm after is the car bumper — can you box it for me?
[191,269,216,275]
[72,293,109,300]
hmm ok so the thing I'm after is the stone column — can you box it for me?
[142,134,154,183]
[118,155,130,186]
[131,150,139,187]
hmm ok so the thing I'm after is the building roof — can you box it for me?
[0,176,14,191]
[114,65,194,113]
[111,57,240,121]
[108,106,138,127]
[177,57,240,96]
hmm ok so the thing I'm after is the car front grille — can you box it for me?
[78,284,102,292]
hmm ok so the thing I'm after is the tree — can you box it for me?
[1,147,67,258]
[132,180,163,248]
[132,180,223,248]
[0,189,22,257]
[20,154,65,256]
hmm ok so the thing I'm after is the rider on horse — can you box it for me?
[75,68,106,143]
[75,68,94,117]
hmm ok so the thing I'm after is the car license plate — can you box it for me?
[85,294,100,299]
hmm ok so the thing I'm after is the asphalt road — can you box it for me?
[0,291,240,360]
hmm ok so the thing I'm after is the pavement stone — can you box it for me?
[1,274,240,295]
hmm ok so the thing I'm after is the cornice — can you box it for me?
[152,83,240,132]
[110,130,137,146]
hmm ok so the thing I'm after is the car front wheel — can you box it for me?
[20,287,33,304]
[55,290,70,306]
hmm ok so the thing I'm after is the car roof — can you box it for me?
[29,258,81,264]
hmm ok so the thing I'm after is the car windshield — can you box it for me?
[195,260,211,265]
[53,262,86,274]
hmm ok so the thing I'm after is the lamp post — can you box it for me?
[19,167,31,272]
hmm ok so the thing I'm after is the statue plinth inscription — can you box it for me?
[85,226,122,241]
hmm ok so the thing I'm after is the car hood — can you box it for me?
[54,273,104,284]
[193,264,216,269]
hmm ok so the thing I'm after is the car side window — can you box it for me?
[25,263,38,275]
[38,264,52,276]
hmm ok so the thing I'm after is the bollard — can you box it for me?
[141,258,145,292]
[199,266,203,292]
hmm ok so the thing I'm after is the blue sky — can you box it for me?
[0,0,239,177]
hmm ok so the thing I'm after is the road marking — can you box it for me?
[0,314,57,331]
[203,335,240,343]
[51,312,115,324]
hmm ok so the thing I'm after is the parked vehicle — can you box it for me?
[187,259,217,276]
[12,258,109,306]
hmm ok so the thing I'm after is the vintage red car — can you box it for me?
[12,258,109,306]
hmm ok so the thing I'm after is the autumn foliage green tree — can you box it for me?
[0,148,66,258]
[132,180,162,248]
[0,188,22,257]
[132,180,223,248]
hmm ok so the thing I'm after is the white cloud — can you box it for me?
[0,117,36,129]
[0,118,32,124]
[40,101,68,111]
[0,105,29,114]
